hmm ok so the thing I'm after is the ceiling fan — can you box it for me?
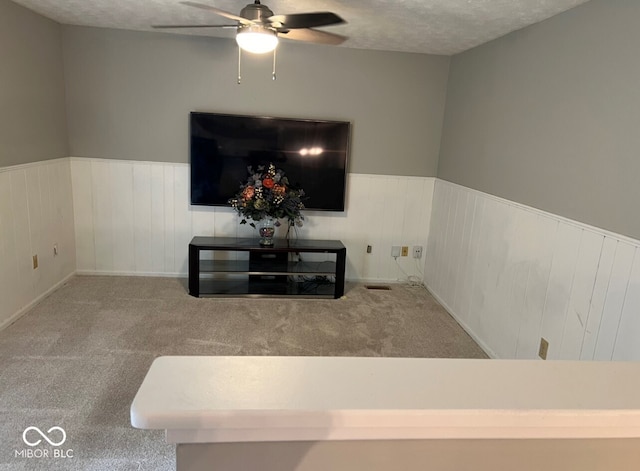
[153,1,348,54]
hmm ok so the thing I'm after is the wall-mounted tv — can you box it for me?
[190,112,350,211]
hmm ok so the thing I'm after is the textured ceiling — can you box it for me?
[12,0,591,55]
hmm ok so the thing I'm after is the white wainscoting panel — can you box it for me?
[70,158,434,283]
[426,180,640,360]
[0,159,76,330]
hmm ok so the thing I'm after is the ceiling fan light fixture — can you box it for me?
[236,25,278,54]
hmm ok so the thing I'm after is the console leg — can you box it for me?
[188,244,199,297]
[335,248,346,298]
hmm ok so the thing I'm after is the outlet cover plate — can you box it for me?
[539,338,549,360]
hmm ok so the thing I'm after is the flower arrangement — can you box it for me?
[229,163,305,228]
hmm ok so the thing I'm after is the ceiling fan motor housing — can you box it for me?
[240,1,274,22]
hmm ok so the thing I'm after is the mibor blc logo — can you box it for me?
[14,426,74,459]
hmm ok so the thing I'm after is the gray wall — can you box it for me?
[438,0,640,240]
[0,0,68,167]
[62,26,450,177]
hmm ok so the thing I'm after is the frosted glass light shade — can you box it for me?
[236,27,278,54]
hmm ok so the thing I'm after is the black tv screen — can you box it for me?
[190,112,350,211]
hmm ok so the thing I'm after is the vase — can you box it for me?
[258,217,276,246]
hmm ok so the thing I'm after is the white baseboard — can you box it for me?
[75,272,411,285]
[348,278,403,284]
[0,272,76,332]
[424,282,498,359]
[75,270,187,278]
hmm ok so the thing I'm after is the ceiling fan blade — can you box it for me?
[269,12,345,29]
[280,28,347,45]
[152,24,237,29]
[180,1,253,25]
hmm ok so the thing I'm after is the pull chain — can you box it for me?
[237,45,278,83]
[237,47,242,84]
[272,47,277,81]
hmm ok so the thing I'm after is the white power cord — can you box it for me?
[393,256,424,287]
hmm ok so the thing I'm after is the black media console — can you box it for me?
[188,237,346,299]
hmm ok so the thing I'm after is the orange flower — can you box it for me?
[273,184,286,196]
[262,178,275,189]
[242,186,255,199]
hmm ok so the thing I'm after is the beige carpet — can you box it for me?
[0,275,487,470]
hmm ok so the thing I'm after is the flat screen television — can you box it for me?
[190,112,350,211]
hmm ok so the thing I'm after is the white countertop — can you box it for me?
[130,356,640,443]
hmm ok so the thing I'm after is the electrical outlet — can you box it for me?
[53,244,58,256]
[538,338,549,360]
[366,245,372,254]
[32,255,38,270]
[391,246,401,257]
[401,246,409,257]
[413,246,423,259]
